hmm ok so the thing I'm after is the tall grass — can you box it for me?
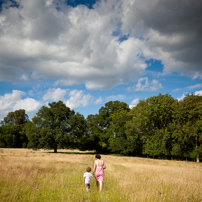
[0,149,202,202]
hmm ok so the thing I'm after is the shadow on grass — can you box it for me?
[44,150,96,155]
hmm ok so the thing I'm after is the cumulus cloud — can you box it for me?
[13,98,40,112]
[128,77,162,91]
[0,88,103,120]
[121,0,202,78]
[0,0,201,91]
[0,90,40,120]
[66,90,92,109]
[0,0,146,90]
[3,86,202,121]
[43,88,67,101]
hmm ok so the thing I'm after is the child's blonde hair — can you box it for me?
[86,167,91,172]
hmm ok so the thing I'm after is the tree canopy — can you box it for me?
[0,109,29,148]
[30,101,75,153]
[0,94,202,162]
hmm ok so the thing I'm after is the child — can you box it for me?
[83,167,93,192]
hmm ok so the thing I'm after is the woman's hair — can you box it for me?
[95,154,101,159]
[86,167,91,172]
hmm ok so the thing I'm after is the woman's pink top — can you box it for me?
[94,160,104,182]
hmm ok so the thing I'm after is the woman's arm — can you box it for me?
[103,162,106,169]
[93,161,96,173]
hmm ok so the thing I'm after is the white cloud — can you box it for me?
[173,84,202,92]
[43,88,67,101]
[0,0,201,91]
[131,77,162,91]
[188,84,202,91]
[195,90,202,96]
[150,79,163,91]
[66,90,92,109]
[0,90,25,111]
[129,98,139,109]
[13,98,40,112]
[121,0,202,78]
[0,88,98,120]
[135,77,149,91]
[177,93,187,101]
[0,0,146,90]
[0,90,40,120]
[95,96,103,104]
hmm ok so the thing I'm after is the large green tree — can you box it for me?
[126,94,176,158]
[31,101,75,153]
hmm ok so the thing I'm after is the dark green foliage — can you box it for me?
[0,109,29,148]
[127,93,202,161]
[26,101,88,153]
[87,100,130,154]
[2,109,29,125]
[85,114,103,152]
[1,94,202,161]
[30,101,75,153]
[108,109,133,155]
[125,94,176,158]
[24,121,41,149]
[171,94,202,161]
[68,112,87,149]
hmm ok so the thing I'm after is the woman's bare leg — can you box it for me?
[99,181,103,192]
[96,180,99,191]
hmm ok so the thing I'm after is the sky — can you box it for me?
[0,0,202,120]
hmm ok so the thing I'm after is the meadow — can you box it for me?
[0,149,202,202]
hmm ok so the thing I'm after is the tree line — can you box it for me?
[0,93,202,162]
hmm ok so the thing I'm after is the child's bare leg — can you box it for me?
[85,184,90,192]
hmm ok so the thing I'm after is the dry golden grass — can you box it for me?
[106,156,202,201]
[0,148,202,202]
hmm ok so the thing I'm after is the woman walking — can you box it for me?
[93,154,106,192]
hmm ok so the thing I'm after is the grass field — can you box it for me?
[0,148,202,202]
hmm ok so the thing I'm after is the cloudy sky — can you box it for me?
[0,0,202,120]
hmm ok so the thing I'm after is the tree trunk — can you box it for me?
[196,135,200,163]
[54,143,57,153]
[196,155,200,163]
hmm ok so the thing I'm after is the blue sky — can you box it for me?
[0,0,202,120]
